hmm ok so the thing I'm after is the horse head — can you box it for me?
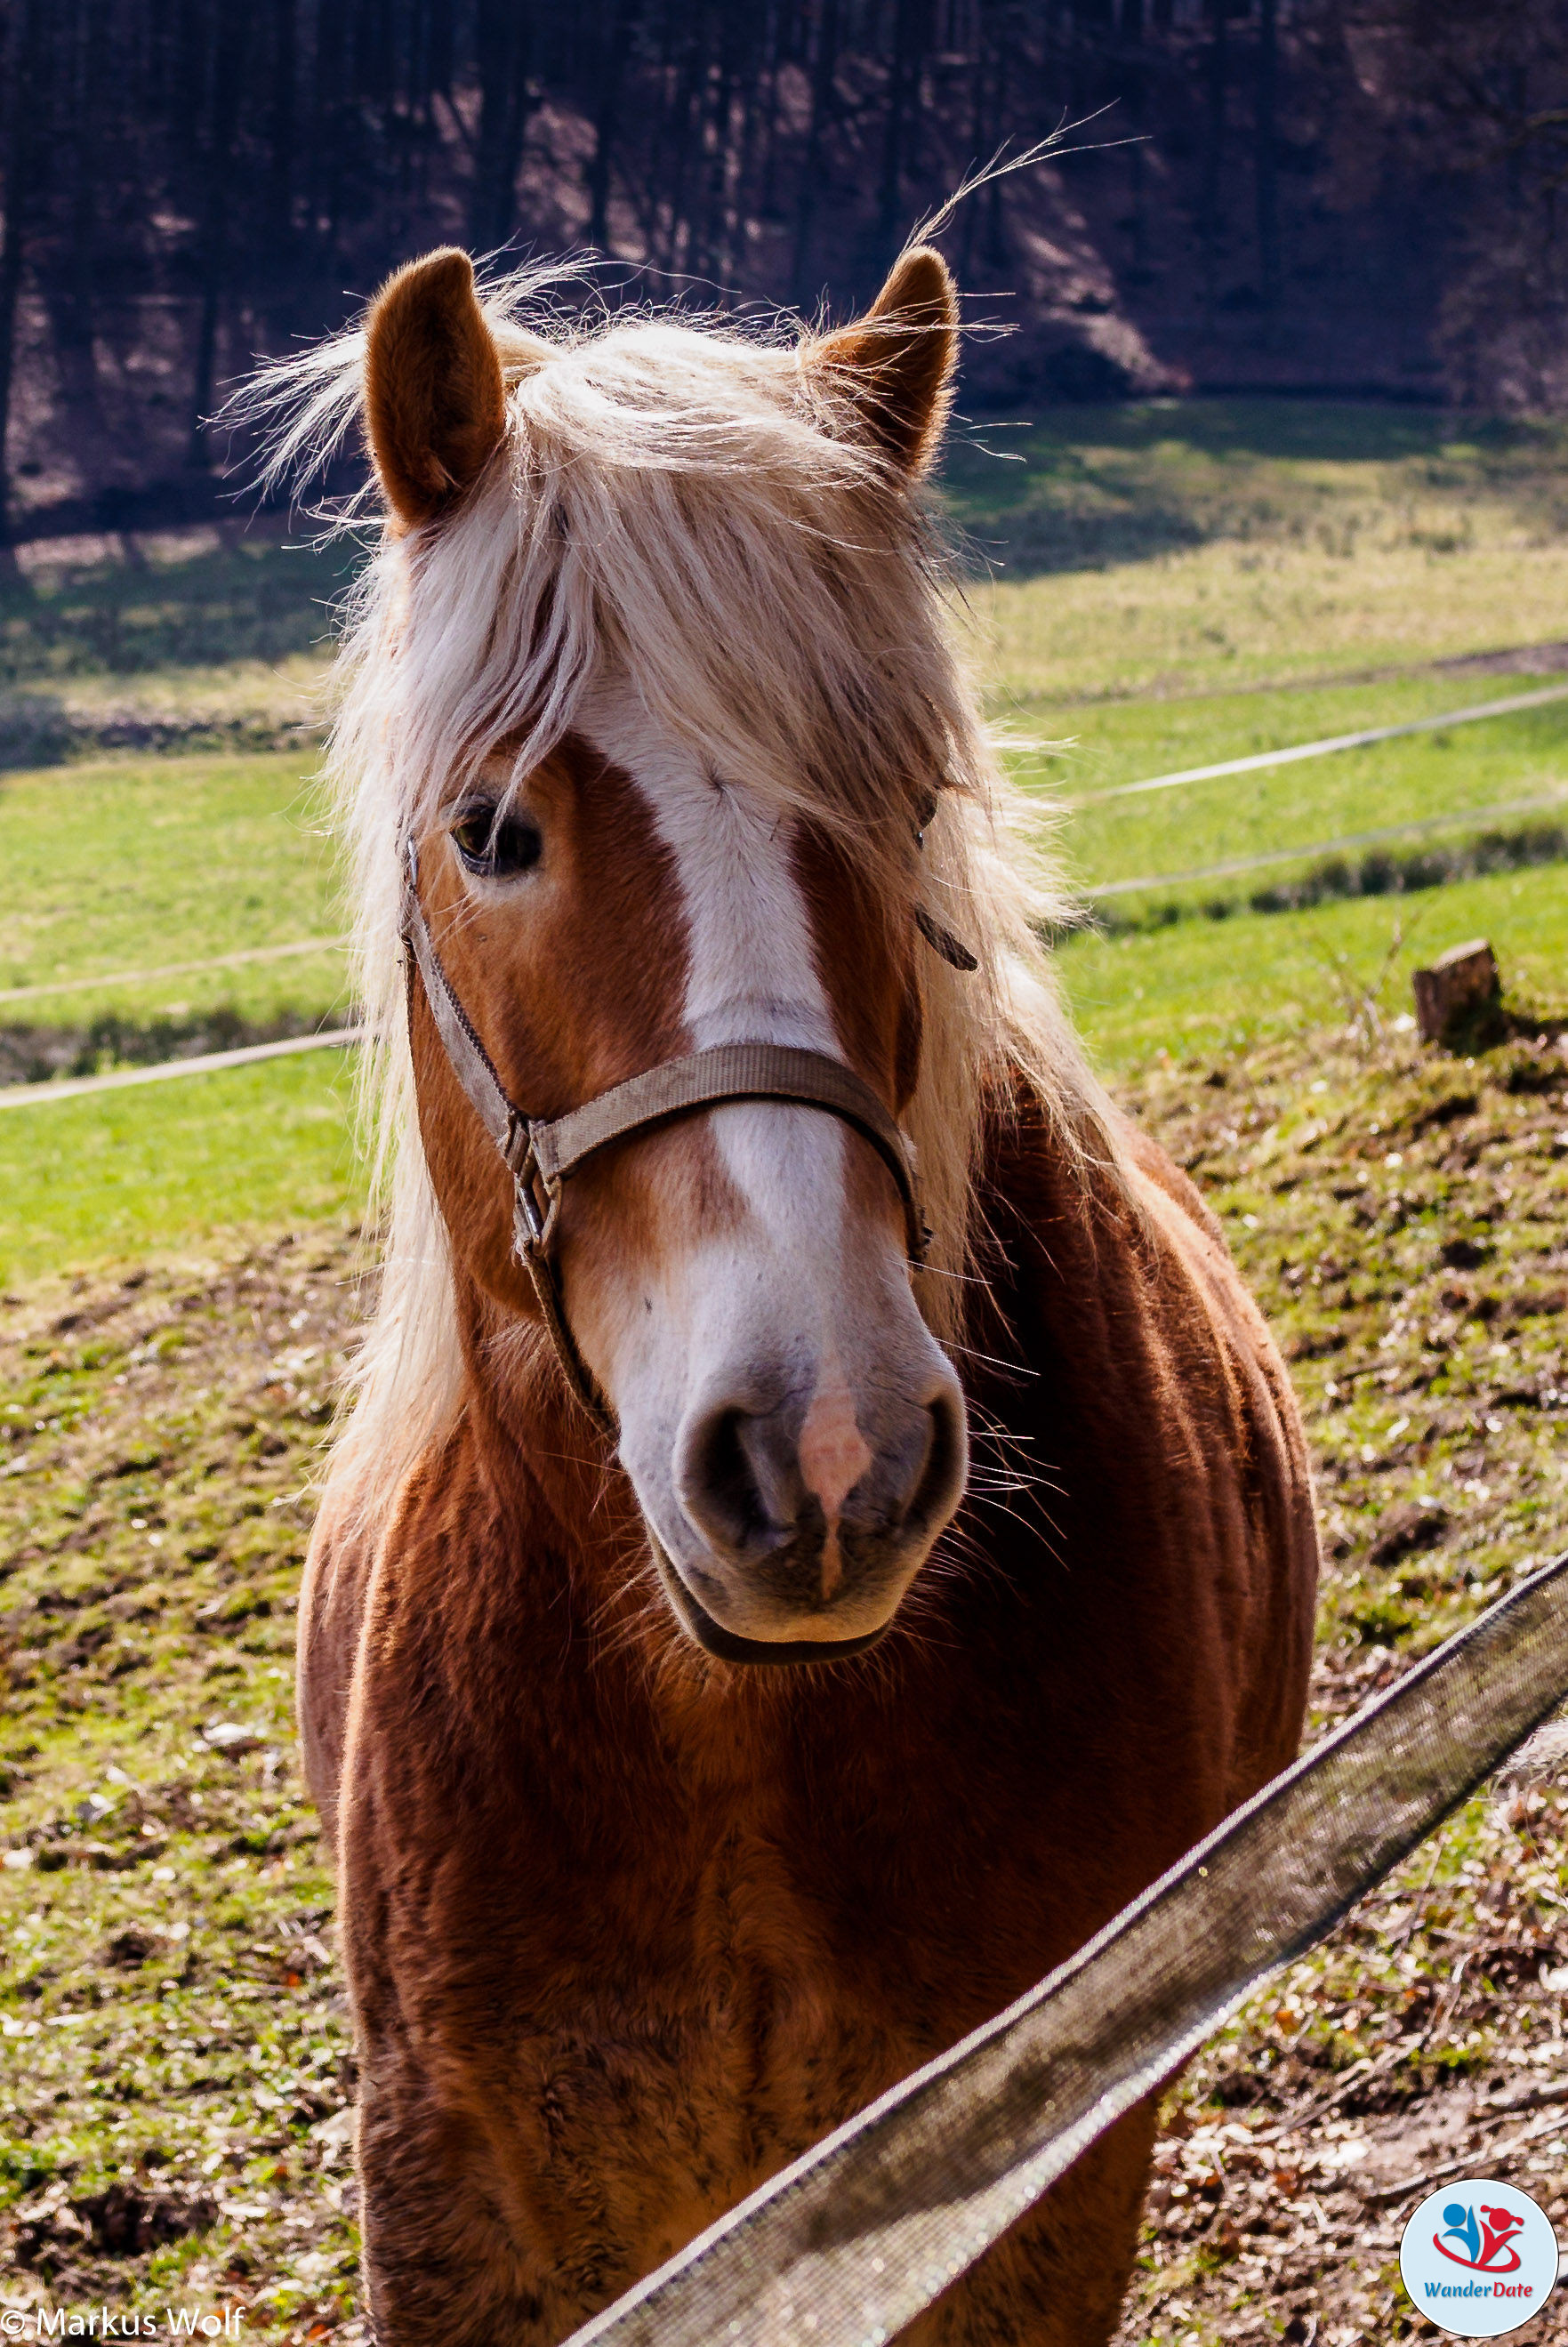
[356,246,973,1664]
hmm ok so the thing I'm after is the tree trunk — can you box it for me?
[1257,0,1278,311]
[980,0,1021,271]
[1202,0,1227,323]
[587,0,635,253]
[269,0,296,260]
[878,0,921,260]
[717,3,766,283]
[311,0,350,269]
[470,0,533,252]
[189,5,248,462]
[0,0,46,577]
[44,6,109,468]
[699,2,750,286]
[792,0,840,302]
[1121,0,1147,277]
[663,12,704,275]
[757,5,784,225]
[959,3,989,281]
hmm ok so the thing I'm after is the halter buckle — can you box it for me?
[506,1116,559,1261]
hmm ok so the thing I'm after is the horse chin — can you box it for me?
[647,1536,896,1668]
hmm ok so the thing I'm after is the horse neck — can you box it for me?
[453,1269,617,1554]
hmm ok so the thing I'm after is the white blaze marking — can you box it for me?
[572,683,955,1633]
[579,687,847,1232]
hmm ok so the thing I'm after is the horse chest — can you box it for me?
[480,1681,1115,2208]
[513,1822,911,2211]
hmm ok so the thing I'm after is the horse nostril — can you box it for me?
[907,1388,967,1535]
[677,1383,965,1569]
[677,1406,792,1557]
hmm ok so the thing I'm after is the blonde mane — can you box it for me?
[237,262,1123,1530]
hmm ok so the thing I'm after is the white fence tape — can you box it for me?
[0,1026,361,1109]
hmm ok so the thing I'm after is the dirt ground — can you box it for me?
[0,1229,365,2335]
[1110,1014,1568,2347]
[3,1010,1568,2342]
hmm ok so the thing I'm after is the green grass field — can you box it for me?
[1016,674,1568,897]
[0,529,351,766]
[945,401,1568,700]
[1,532,354,685]
[0,753,341,1001]
[1057,859,1568,1069]
[0,1052,364,1290]
[1,396,1566,1281]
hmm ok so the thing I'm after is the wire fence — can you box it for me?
[0,1025,360,1109]
[1061,681,1568,810]
[4,681,1568,1098]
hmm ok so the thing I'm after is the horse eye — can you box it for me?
[450,804,543,878]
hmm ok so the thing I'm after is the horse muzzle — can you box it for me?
[649,1378,968,1664]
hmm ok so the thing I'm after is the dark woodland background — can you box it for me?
[1,0,1566,552]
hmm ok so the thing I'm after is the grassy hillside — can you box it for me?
[1110,1020,1568,2347]
[1059,862,1568,1072]
[4,399,1568,1277]
[0,753,342,997]
[0,1234,362,2326]
[0,751,350,1109]
[4,398,1568,2341]
[0,532,352,768]
[1030,677,1568,906]
[945,402,1568,702]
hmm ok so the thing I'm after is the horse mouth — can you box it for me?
[647,1539,895,1668]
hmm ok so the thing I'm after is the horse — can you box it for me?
[262,242,1319,2345]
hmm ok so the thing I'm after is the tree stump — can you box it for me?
[1411,938,1500,1043]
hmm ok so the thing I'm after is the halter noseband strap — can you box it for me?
[399,839,927,1434]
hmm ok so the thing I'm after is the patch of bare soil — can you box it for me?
[0,1230,368,2338]
[1113,1021,1568,2347]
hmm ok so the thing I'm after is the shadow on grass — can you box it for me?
[0,533,364,686]
[0,690,326,768]
[7,403,1567,679]
[1083,823,1568,938]
[0,1004,349,1088]
[937,399,1568,579]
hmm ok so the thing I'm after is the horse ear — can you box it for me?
[364,247,507,529]
[815,246,959,477]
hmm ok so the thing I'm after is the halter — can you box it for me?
[400,838,928,1435]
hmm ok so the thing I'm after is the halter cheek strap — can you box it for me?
[399,839,928,1434]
